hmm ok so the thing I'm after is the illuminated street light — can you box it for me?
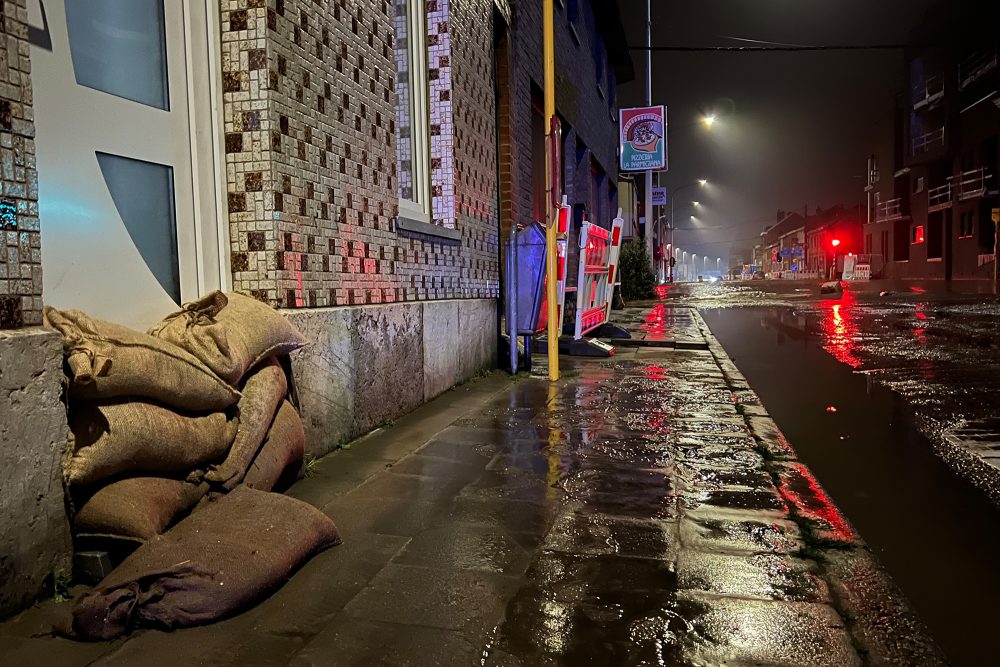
[702,114,717,127]
[692,201,701,207]
[698,179,708,187]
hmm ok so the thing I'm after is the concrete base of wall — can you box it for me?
[285,299,498,458]
[0,328,71,619]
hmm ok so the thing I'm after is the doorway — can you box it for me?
[29,0,226,328]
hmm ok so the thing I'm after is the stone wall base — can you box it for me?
[0,328,71,619]
[285,299,497,458]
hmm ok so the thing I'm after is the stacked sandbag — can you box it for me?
[45,307,241,411]
[149,291,310,495]
[148,291,308,386]
[62,487,341,640]
[49,292,313,536]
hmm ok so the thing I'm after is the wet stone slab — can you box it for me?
[677,549,830,603]
[680,509,804,555]
[676,593,861,666]
[485,552,685,666]
[542,510,676,560]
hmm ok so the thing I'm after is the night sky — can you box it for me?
[617,0,938,263]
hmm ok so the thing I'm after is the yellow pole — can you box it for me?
[543,0,559,381]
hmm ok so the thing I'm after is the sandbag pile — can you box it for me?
[46,292,337,639]
[63,487,340,640]
[47,291,311,545]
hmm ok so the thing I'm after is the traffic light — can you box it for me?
[669,256,676,267]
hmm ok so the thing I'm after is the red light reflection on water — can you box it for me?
[644,303,667,339]
[819,291,862,368]
[779,462,856,543]
[654,285,671,300]
[644,364,668,381]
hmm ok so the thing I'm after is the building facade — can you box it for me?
[0,0,630,617]
[863,0,999,282]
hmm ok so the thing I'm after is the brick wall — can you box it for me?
[0,0,40,328]
[219,0,498,309]
[504,0,621,234]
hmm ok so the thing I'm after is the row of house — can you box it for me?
[863,0,999,282]
[750,205,863,279]
[0,0,631,618]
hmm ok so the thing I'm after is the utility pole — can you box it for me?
[543,0,559,381]
[644,0,654,272]
[993,208,999,294]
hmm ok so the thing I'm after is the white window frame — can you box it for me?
[397,0,432,223]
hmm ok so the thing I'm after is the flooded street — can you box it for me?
[696,281,1000,666]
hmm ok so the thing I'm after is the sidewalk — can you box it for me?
[0,306,944,665]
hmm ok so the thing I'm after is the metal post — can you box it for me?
[543,0,559,381]
[993,208,999,294]
[507,229,518,374]
[643,0,654,272]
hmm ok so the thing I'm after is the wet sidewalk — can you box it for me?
[0,307,944,665]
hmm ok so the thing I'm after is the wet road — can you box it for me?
[697,283,1000,666]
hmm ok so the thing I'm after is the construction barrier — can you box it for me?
[571,214,625,339]
[535,200,570,335]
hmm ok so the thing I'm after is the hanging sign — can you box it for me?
[619,105,667,172]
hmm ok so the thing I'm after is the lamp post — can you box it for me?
[668,179,708,281]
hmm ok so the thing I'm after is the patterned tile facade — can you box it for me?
[219,0,498,309]
[0,0,41,328]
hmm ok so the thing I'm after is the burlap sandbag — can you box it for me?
[65,487,341,641]
[66,401,238,487]
[204,359,288,490]
[74,477,210,541]
[244,400,305,492]
[148,291,308,386]
[45,307,240,411]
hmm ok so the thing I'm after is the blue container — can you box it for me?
[507,221,548,336]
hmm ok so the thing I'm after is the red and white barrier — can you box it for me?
[572,212,625,339]
[535,200,571,335]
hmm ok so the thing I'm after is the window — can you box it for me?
[96,153,179,302]
[913,176,925,194]
[959,211,976,237]
[912,224,925,244]
[65,0,169,110]
[394,0,431,222]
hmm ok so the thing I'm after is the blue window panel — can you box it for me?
[65,0,169,110]
[96,152,180,302]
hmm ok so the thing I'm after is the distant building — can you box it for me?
[863,0,999,281]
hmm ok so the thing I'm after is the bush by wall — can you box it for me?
[619,240,655,302]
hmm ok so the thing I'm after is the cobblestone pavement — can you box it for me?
[0,307,944,665]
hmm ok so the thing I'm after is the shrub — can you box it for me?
[619,240,655,301]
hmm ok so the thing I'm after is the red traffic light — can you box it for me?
[831,238,841,248]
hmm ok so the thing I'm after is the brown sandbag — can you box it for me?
[44,306,240,411]
[66,401,238,487]
[65,487,341,641]
[244,400,305,492]
[148,291,308,386]
[74,477,210,541]
[204,359,288,490]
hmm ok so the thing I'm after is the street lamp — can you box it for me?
[702,114,717,128]
[667,179,709,281]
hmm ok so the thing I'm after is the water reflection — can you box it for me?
[819,292,862,368]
